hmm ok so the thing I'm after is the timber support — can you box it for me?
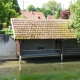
[60,39,64,61]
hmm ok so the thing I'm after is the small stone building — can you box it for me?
[11,18,80,58]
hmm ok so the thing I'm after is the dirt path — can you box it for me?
[0,60,19,68]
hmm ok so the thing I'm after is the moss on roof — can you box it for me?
[11,18,76,39]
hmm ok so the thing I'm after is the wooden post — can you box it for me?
[19,56,21,64]
[61,54,63,61]
[15,40,20,56]
[15,40,22,63]
[19,56,21,70]
[61,40,64,61]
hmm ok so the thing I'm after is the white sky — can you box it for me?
[17,0,77,10]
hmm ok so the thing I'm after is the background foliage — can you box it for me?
[0,0,20,24]
[60,9,70,19]
[26,0,62,18]
[70,0,80,41]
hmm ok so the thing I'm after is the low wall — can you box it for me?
[0,34,17,59]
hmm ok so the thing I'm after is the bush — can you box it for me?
[0,30,5,34]
[60,10,69,19]
[3,22,7,28]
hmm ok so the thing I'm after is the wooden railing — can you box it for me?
[21,49,61,55]
[63,48,80,54]
[22,49,61,52]
[21,49,60,57]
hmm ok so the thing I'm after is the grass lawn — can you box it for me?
[21,70,80,80]
[0,61,19,80]
[0,67,19,80]
[20,59,80,80]
[0,58,80,80]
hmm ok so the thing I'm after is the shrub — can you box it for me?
[3,22,7,28]
[0,30,5,34]
[60,10,69,19]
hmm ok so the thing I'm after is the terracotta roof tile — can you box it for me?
[47,15,56,19]
[11,18,76,39]
[21,12,46,19]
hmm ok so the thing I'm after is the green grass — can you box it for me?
[1,60,80,80]
[20,61,80,80]
[0,67,19,80]
[1,67,80,80]
[20,70,80,80]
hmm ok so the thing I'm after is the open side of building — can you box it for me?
[15,39,80,58]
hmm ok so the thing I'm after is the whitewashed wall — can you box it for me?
[0,34,17,59]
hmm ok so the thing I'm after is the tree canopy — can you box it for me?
[0,0,20,24]
[42,0,62,18]
[70,0,80,41]
[27,5,36,11]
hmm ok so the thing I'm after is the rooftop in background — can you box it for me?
[11,18,76,39]
[47,15,56,19]
[21,11,46,19]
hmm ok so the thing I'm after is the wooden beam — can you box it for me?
[15,40,20,56]
[61,40,64,61]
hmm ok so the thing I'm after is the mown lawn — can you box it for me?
[20,59,80,80]
[21,70,80,80]
[0,61,19,80]
[0,58,80,80]
[1,67,80,80]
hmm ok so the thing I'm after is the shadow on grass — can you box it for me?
[22,55,80,64]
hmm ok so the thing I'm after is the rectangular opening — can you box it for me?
[38,47,44,50]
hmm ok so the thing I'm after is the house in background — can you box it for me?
[11,18,80,59]
[47,15,56,19]
[21,11,46,19]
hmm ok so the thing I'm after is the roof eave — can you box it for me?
[11,18,16,40]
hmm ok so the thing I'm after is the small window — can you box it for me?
[38,47,44,50]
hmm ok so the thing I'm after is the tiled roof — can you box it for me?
[47,15,56,19]
[21,12,46,19]
[11,18,76,39]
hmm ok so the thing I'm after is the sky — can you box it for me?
[17,0,77,10]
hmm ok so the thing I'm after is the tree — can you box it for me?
[70,0,80,41]
[36,7,41,12]
[0,0,20,24]
[11,0,20,14]
[36,7,52,18]
[26,5,52,18]
[42,0,62,18]
[42,9,53,18]
[27,5,36,11]
[26,0,62,18]
[0,1,7,23]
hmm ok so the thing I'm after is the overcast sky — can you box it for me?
[17,0,77,10]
